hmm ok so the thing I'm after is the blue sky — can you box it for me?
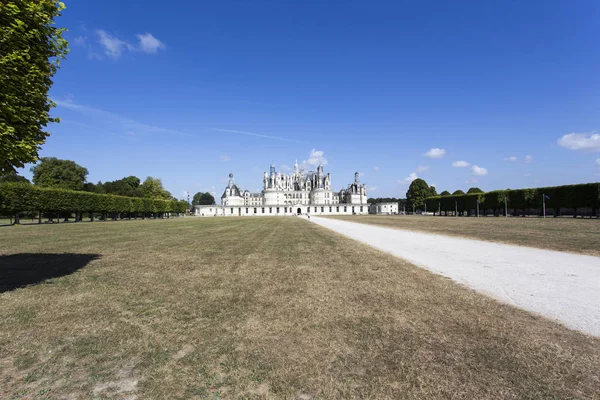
[18,0,600,199]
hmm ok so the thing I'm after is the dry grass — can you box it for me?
[329,215,600,257]
[1,217,599,399]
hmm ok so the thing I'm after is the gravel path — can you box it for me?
[309,216,600,337]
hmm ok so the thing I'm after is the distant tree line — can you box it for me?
[0,183,188,224]
[424,183,600,217]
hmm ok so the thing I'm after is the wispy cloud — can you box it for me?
[94,29,165,60]
[303,149,327,167]
[212,128,303,143]
[452,160,470,168]
[424,148,446,159]
[524,155,534,164]
[136,33,165,54]
[73,35,88,47]
[472,165,488,176]
[557,132,600,151]
[416,165,429,172]
[398,172,418,184]
[505,156,518,162]
[53,98,191,138]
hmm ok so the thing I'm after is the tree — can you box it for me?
[467,187,483,194]
[140,177,172,200]
[429,186,438,196]
[452,190,465,195]
[192,192,216,206]
[0,171,30,184]
[0,0,69,174]
[31,157,88,191]
[103,176,142,197]
[440,190,451,196]
[406,178,431,212]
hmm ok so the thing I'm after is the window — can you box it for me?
[336,206,339,212]
[307,207,310,213]
[344,206,347,212]
[360,206,363,212]
[269,207,272,213]
[352,206,355,213]
[276,207,280,213]
[329,207,332,212]
[231,208,234,214]
[262,207,265,214]
[314,207,317,212]
[254,208,257,214]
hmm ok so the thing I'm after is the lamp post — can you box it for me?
[438,201,441,216]
[504,194,508,218]
[476,199,480,218]
[455,200,458,217]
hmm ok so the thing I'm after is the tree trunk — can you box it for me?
[38,212,42,224]
[14,214,20,224]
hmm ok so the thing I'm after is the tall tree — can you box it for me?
[440,191,451,196]
[31,157,88,190]
[192,192,216,206]
[0,171,30,183]
[467,187,484,194]
[140,177,172,200]
[0,0,69,174]
[453,190,465,195]
[103,176,142,197]
[429,186,438,196]
[406,178,431,211]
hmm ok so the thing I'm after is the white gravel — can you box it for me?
[309,216,600,337]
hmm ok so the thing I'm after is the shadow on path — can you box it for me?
[0,253,101,293]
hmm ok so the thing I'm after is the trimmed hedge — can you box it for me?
[0,183,188,221]
[425,183,600,217]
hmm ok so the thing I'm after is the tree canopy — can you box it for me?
[429,186,438,196]
[192,192,216,206]
[31,157,88,191]
[406,178,431,211]
[0,0,69,174]
[140,177,172,200]
[440,190,451,196]
[467,187,484,194]
[0,171,30,184]
[452,190,465,195]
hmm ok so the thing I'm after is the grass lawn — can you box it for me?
[1,218,599,399]
[329,215,600,257]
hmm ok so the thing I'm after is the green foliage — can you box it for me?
[440,191,451,196]
[192,192,216,206]
[0,182,187,216]
[452,190,465,195]
[0,171,30,183]
[429,186,438,196]
[406,178,431,211]
[467,187,483,194]
[140,177,172,200]
[31,157,88,190]
[0,0,69,173]
[102,176,143,197]
[425,183,600,216]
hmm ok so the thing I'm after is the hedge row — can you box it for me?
[425,183,600,216]
[0,183,188,218]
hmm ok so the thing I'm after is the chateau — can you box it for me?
[195,160,369,217]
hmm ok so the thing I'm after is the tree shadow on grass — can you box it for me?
[0,253,101,293]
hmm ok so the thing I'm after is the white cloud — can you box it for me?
[424,148,446,159]
[96,30,132,59]
[430,183,436,187]
[373,166,380,172]
[94,30,165,59]
[524,155,533,163]
[136,33,165,53]
[398,172,418,184]
[471,165,488,176]
[505,156,518,162]
[416,165,429,172]
[557,132,600,151]
[303,149,327,167]
[212,128,303,143]
[220,154,231,162]
[73,35,88,47]
[452,160,470,168]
